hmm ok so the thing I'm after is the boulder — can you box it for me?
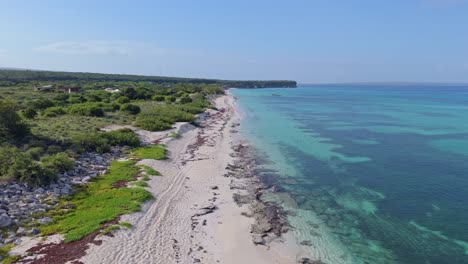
[0,214,12,227]
[39,217,52,225]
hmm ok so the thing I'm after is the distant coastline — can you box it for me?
[0,68,297,88]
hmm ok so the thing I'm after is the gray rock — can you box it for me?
[35,187,45,194]
[82,176,92,183]
[39,217,52,225]
[0,214,12,227]
[252,234,266,245]
[30,228,40,235]
[16,227,27,235]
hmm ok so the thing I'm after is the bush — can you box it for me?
[134,116,172,131]
[18,162,56,187]
[134,105,196,131]
[43,106,66,117]
[68,103,104,117]
[120,104,141,115]
[179,96,192,104]
[0,99,30,141]
[29,98,54,110]
[165,96,176,102]
[21,108,38,119]
[116,96,130,104]
[27,147,45,159]
[0,146,57,186]
[152,95,165,101]
[41,153,75,173]
[72,129,140,153]
[72,133,111,153]
[101,128,140,147]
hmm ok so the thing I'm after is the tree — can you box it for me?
[0,99,29,141]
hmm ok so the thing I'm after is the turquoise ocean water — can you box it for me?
[232,85,468,264]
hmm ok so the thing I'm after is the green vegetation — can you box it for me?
[68,103,105,117]
[120,103,141,115]
[101,221,133,235]
[0,99,29,142]
[0,244,20,264]
[72,128,140,153]
[169,131,178,138]
[133,181,149,188]
[139,165,160,176]
[41,160,152,242]
[42,106,66,117]
[131,145,166,160]
[0,69,297,88]
[0,71,222,188]
[0,146,63,186]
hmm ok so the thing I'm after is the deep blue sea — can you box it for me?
[232,85,468,264]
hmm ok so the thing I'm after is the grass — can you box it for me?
[101,221,133,235]
[30,112,133,142]
[41,160,153,242]
[131,145,166,160]
[133,181,149,188]
[141,175,150,181]
[169,131,178,138]
[0,244,20,264]
[139,164,160,176]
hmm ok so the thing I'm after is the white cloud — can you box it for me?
[35,41,201,58]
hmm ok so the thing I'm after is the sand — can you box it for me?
[78,93,302,263]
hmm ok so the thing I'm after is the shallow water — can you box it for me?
[232,85,468,264]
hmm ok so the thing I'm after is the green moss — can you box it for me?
[169,131,178,138]
[41,160,153,242]
[131,145,166,160]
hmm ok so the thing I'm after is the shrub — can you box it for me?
[29,98,54,110]
[43,106,66,117]
[0,99,30,141]
[21,108,38,119]
[27,147,45,160]
[0,146,57,186]
[72,133,111,153]
[41,153,75,173]
[101,129,140,147]
[116,96,130,104]
[152,95,165,101]
[179,96,192,104]
[134,105,196,131]
[67,95,87,104]
[134,116,172,131]
[72,129,140,153]
[68,103,104,117]
[120,104,141,115]
[165,96,176,102]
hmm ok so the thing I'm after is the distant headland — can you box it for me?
[0,69,297,88]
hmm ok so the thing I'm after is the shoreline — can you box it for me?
[80,92,303,263]
[9,92,307,263]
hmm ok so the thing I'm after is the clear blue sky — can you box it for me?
[1,0,468,83]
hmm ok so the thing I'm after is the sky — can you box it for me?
[1,0,468,83]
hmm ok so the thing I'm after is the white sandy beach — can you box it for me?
[78,93,302,264]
